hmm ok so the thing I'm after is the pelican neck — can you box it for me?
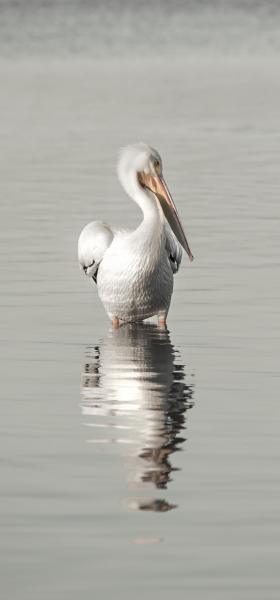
[131,184,165,251]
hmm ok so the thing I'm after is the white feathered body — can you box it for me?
[98,226,173,322]
[78,212,182,322]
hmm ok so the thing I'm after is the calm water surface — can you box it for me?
[81,323,194,514]
[0,5,280,597]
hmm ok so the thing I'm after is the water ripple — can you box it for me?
[80,323,194,512]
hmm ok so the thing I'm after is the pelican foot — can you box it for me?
[112,316,120,328]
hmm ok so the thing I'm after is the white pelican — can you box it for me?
[78,143,193,326]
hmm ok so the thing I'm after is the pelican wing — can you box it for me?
[165,221,183,274]
[78,221,115,282]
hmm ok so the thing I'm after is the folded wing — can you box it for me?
[165,221,183,274]
[78,221,115,283]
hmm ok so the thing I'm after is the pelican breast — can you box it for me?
[97,232,173,322]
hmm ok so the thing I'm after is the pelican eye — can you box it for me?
[154,159,161,174]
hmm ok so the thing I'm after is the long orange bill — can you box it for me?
[138,172,194,262]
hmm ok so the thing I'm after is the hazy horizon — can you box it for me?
[1,0,280,58]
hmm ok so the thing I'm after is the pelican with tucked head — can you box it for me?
[78,143,193,326]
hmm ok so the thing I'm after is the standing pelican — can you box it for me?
[78,143,193,326]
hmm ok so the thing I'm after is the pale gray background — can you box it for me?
[0,1,280,599]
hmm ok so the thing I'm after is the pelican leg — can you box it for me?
[158,312,167,327]
[112,316,120,328]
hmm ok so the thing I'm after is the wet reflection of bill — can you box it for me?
[81,323,194,512]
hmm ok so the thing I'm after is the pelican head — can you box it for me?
[117,143,193,261]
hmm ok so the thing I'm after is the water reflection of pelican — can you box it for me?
[81,323,194,512]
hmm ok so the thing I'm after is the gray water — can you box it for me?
[1,2,280,599]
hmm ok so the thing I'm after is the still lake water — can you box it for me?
[0,3,280,598]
